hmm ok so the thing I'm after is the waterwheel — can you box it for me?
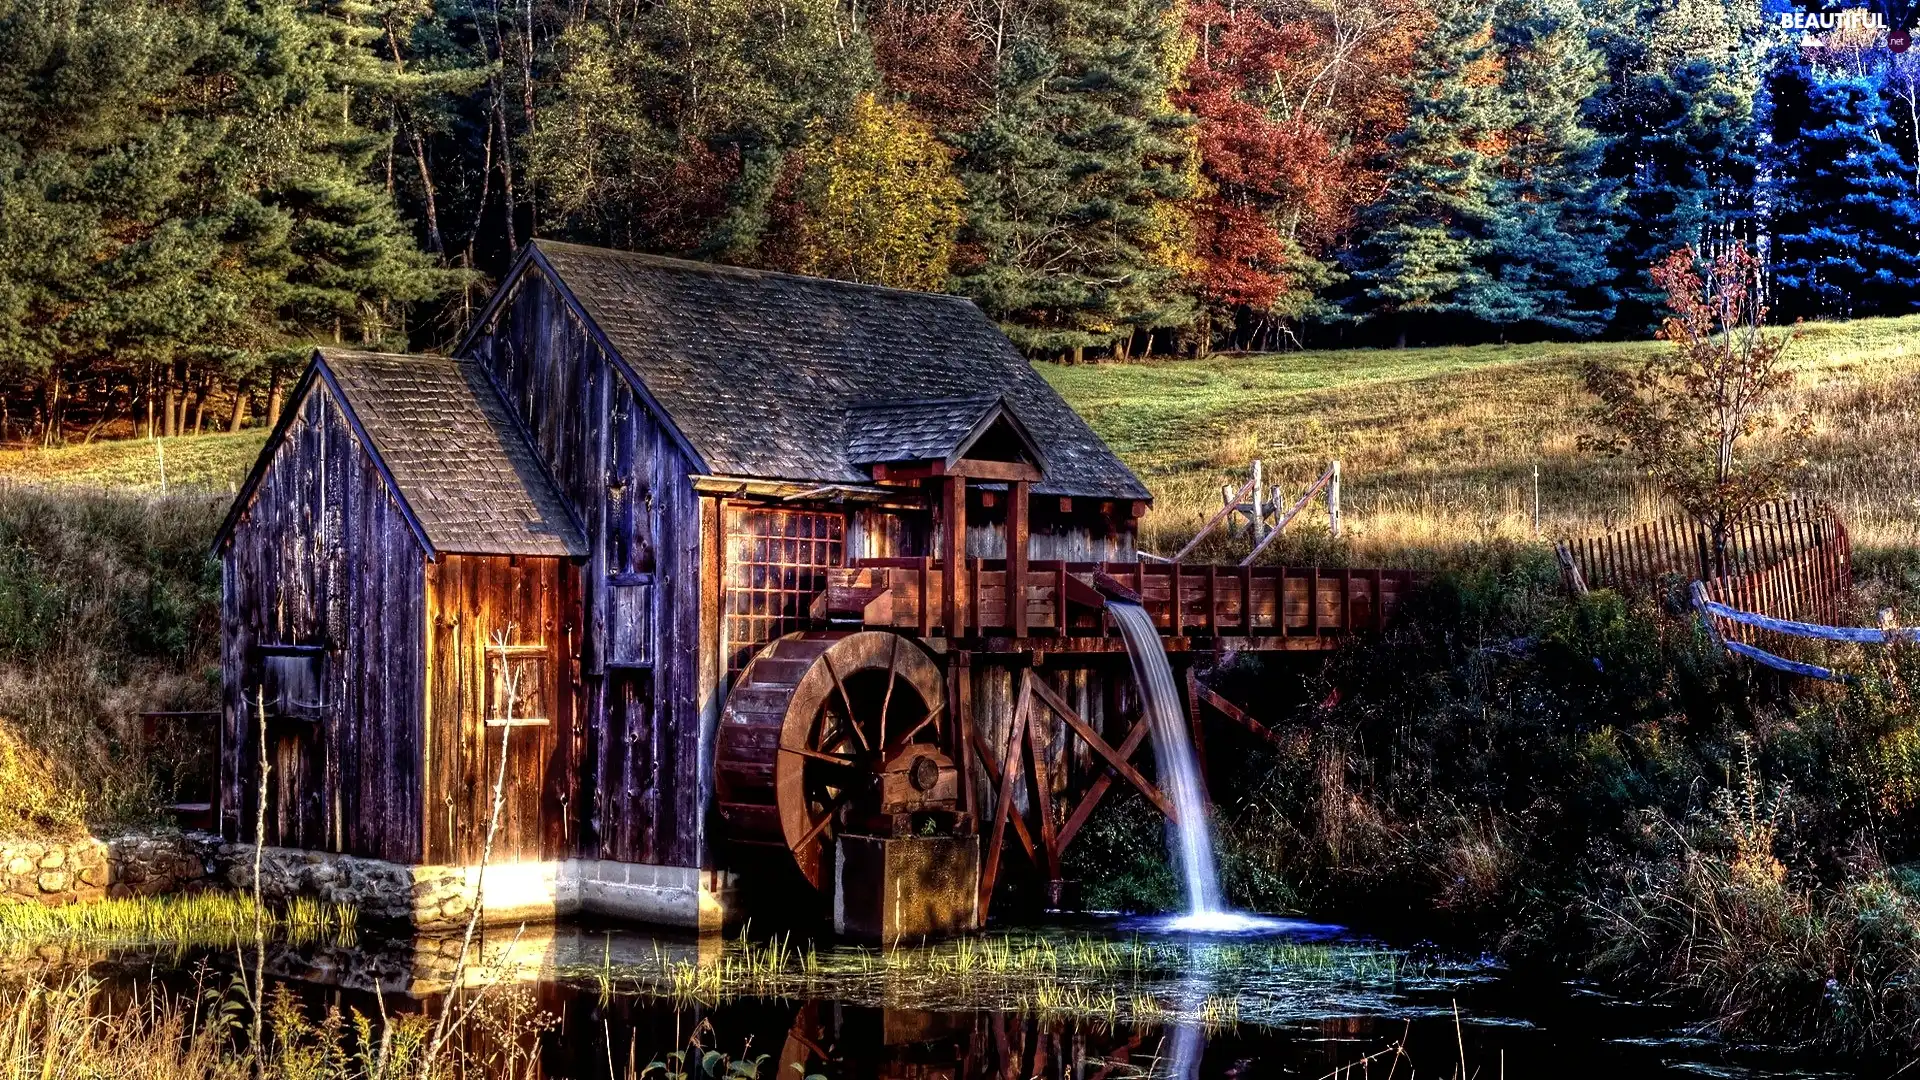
[715,631,955,889]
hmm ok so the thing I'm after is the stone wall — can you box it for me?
[0,831,218,905]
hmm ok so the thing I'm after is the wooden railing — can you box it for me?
[817,558,1424,650]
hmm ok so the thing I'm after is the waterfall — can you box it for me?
[1108,600,1224,917]
[1108,598,1279,933]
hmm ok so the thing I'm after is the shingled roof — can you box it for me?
[844,396,1043,469]
[220,350,585,558]
[521,241,1150,502]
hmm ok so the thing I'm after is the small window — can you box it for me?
[257,646,326,721]
[485,645,551,728]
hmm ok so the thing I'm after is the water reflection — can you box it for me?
[67,922,1851,1080]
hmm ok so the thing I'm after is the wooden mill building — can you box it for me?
[216,240,1415,933]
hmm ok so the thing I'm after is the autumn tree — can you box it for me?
[1584,246,1806,572]
[778,94,966,291]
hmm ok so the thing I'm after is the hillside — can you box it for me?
[1041,315,1920,564]
[2,316,1917,567]
[0,433,267,495]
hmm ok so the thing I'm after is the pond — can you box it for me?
[59,915,1850,1079]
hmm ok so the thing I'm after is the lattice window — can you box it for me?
[725,507,844,677]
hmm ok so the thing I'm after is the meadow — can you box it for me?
[1040,314,1920,566]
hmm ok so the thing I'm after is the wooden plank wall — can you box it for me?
[423,555,576,865]
[219,382,426,863]
[465,266,705,869]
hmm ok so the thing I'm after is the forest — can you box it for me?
[0,0,1913,441]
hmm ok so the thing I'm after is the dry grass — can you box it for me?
[1043,314,1920,565]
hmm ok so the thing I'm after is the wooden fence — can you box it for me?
[1559,498,1851,645]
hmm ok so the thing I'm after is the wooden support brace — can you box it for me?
[1191,677,1287,751]
[1026,673,1177,822]
[1023,672,1063,879]
[1055,715,1152,854]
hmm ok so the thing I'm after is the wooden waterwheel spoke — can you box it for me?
[796,792,849,850]
[781,745,859,767]
[883,701,946,758]
[820,652,871,752]
[877,634,899,747]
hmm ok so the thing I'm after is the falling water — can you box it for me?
[1109,599,1286,934]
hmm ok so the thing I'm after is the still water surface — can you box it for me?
[83,916,1851,1079]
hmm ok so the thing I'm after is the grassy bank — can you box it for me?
[0,432,265,494]
[1041,314,1920,564]
[0,486,223,831]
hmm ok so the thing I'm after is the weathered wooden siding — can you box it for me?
[464,265,706,869]
[423,555,576,865]
[954,490,1137,563]
[219,382,426,863]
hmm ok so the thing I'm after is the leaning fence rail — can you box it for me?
[1686,583,1912,682]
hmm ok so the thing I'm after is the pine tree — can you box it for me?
[1605,58,1761,333]
[1481,0,1620,337]
[0,0,237,440]
[1340,0,1513,345]
[950,0,1194,358]
[1768,59,1920,319]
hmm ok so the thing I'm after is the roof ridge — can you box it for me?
[530,238,979,305]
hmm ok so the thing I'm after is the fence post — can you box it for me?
[1328,461,1342,538]
[1251,459,1264,543]
[1556,542,1588,595]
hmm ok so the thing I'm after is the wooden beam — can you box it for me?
[1009,480,1030,637]
[947,459,1043,482]
[1192,680,1287,750]
[979,672,1034,921]
[1056,714,1152,854]
[1022,672,1063,879]
[969,725,1038,862]
[1027,673,1177,822]
[943,476,967,639]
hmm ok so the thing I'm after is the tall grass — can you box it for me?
[0,972,551,1080]
[0,486,223,831]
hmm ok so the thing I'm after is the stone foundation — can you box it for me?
[222,846,739,931]
[0,831,739,932]
[0,832,218,906]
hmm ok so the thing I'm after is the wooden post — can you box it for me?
[943,476,967,639]
[1328,460,1341,538]
[1250,460,1264,543]
[1009,479,1030,638]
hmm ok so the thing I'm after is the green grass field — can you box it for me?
[3,315,1917,565]
[0,431,266,494]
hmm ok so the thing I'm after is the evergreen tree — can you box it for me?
[0,0,452,440]
[1340,0,1513,345]
[950,0,1194,359]
[1605,58,1761,333]
[1767,58,1920,319]
[1481,0,1620,337]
